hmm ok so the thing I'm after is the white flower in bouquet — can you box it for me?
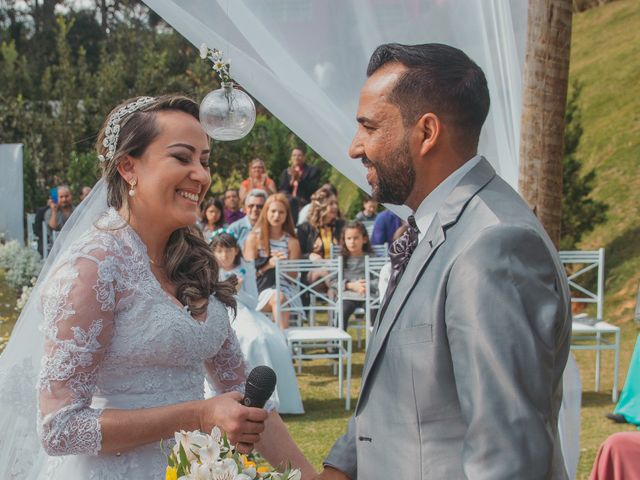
[200,43,209,59]
[164,428,301,480]
[174,430,216,463]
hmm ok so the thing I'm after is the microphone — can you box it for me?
[242,366,277,408]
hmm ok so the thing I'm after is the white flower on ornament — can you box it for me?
[213,60,226,72]
[199,43,209,59]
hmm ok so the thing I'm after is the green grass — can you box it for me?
[569,0,640,323]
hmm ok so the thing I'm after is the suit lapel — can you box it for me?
[356,158,496,411]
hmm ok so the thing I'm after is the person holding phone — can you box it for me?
[45,184,75,231]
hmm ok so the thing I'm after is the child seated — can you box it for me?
[337,221,379,330]
[210,230,304,414]
[355,196,378,222]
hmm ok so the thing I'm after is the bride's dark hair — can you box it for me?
[95,94,236,316]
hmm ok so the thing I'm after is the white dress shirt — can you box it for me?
[413,155,482,244]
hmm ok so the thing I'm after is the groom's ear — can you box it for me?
[116,156,136,183]
[415,112,441,158]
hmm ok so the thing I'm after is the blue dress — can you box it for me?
[614,334,640,426]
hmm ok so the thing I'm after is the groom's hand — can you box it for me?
[315,467,350,480]
[199,391,268,454]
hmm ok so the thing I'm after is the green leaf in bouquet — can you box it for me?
[178,442,189,467]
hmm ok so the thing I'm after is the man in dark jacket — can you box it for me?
[279,147,321,222]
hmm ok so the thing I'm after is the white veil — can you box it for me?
[0,179,109,478]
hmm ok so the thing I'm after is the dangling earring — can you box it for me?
[128,178,137,197]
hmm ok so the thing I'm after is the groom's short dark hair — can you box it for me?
[367,43,490,152]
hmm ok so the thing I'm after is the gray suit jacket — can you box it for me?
[325,158,571,479]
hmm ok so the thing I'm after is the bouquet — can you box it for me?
[165,427,301,480]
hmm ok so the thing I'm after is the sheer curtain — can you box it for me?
[143,0,527,193]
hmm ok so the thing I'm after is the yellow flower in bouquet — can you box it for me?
[165,466,177,480]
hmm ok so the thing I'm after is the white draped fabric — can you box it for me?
[0,144,24,242]
[144,0,527,193]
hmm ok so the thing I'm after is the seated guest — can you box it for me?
[244,193,303,329]
[45,185,74,232]
[228,188,267,248]
[79,186,92,202]
[370,208,402,246]
[335,221,378,331]
[239,158,276,203]
[355,196,378,222]
[222,188,245,225]
[590,432,640,479]
[200,197,225,243]
[607,325,640,426]
[210,231,304,414]
[296,187,344,260]
[297,183,338,226]
[278,147,322,223]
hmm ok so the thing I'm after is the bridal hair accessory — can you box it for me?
[98,96,156,163]
[198,43,256,141]
[128,178,137,197]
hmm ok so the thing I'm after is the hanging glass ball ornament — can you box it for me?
[199,82,256,141]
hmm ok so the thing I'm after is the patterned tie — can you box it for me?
[378,215,420,324]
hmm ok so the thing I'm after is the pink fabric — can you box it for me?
[590,432,640,480]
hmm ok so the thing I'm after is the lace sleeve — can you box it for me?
[37,250,117,456]
[204,318,249,395]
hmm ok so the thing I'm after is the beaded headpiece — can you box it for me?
[98,96,156,163]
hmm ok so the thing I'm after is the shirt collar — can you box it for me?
[414,155,482,243]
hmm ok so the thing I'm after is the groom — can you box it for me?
[317,44,572,479]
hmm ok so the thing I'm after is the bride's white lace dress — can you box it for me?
[35,209,250,479]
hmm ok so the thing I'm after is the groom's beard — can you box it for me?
[367,135,415,205]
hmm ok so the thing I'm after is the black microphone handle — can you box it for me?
[242,365,277,408]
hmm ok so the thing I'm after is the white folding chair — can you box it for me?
[26,213,38,252]
[275,257,352,409]
[330,243,388,258]
[560,248,620,401]
[362,220,375,238]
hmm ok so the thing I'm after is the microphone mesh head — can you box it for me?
[244,366,277,408]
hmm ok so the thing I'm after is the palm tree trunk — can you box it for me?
[518,0,573,248]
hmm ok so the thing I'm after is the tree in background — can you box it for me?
[560,80,608,249]
[518,0,573,247]
[0,0,332,211]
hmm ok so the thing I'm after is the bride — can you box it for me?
[0,95,315,479]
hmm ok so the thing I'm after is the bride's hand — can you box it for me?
[199,391,268,454]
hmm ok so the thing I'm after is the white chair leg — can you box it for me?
[595,332,601,392]
[338,345,343,400]
[613,330,620,402]
[345,339,352,410]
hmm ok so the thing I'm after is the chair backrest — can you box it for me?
[362,220,375,238]
[365,256,389,311]
[275,257,344,329]
[330,243,389,259]
[26,213,38,251]
[559,248,605,321]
